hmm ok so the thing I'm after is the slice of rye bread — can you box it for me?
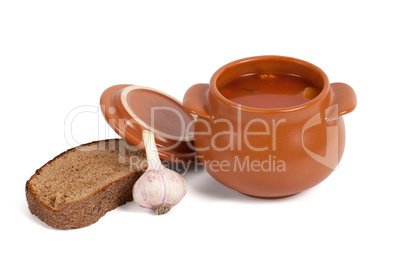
[26,139,147,229]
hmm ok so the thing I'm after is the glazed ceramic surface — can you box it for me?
[100,85,197,163]
[183,56,357,198]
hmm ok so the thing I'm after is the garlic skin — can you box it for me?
[133,130,187,215]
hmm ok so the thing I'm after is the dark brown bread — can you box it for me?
[26,139,147,229]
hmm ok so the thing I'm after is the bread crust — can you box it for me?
[25,139,146,229]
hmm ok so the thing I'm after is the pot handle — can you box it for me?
[183,83,213,120]
[326,82,357,121]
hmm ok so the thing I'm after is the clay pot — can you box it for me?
[182,56,356,198]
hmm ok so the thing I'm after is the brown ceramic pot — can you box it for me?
[183,56,357,198]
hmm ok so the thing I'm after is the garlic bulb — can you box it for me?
[133,130,187,215]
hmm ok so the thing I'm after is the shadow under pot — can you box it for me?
[183,55,357,198]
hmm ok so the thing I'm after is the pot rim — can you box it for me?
[209,55,330,114]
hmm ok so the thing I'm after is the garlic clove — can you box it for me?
[132,130,187,215]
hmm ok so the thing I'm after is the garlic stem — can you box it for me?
[142,130,163,170]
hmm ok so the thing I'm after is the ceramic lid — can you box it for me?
[100,84,197,163]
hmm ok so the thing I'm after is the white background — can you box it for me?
[2,0,401,274]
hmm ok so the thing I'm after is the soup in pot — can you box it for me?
[219,73,320,108]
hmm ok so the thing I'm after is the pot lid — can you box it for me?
[100,84,197,163]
